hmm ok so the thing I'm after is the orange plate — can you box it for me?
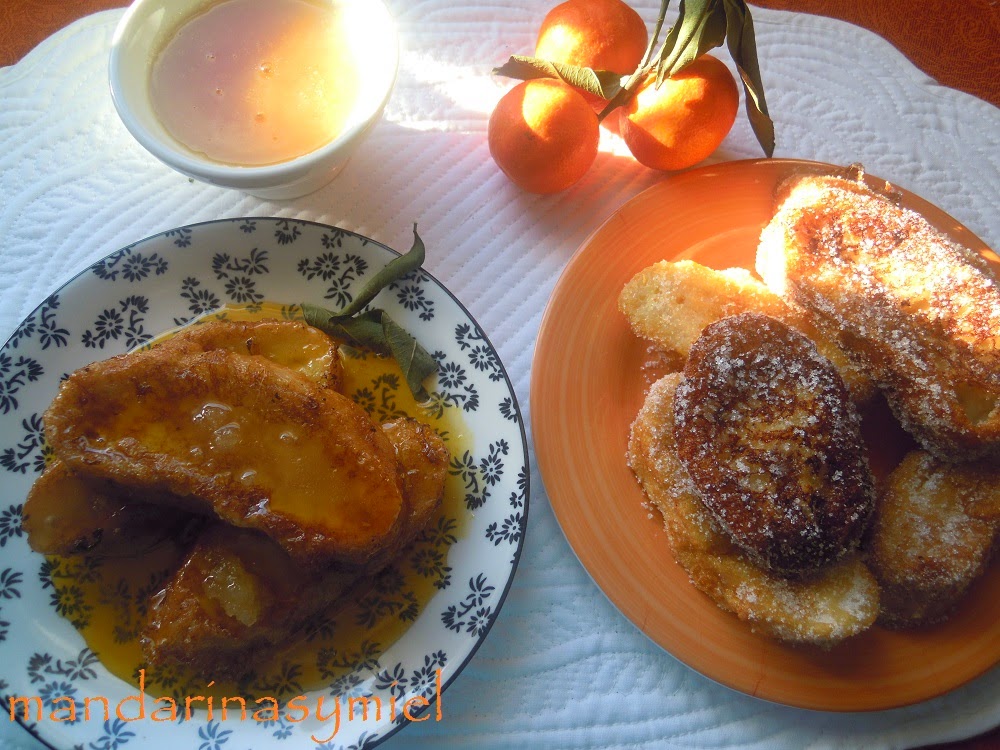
[531,158,1000,711]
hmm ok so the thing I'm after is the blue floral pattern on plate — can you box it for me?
[0,219,528,750]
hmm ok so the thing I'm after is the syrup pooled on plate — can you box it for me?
[150,0,361,166]
[44,303,470,702]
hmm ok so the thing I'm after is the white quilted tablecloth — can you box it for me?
[2,2,999,748]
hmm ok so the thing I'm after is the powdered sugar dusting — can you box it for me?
[673,313,874,574]
[756,172,1000,460]
[869,451,1000,626]
[627,373,879,646]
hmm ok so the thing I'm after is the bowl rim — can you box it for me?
[107,0,399,184]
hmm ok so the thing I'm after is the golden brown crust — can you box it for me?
[141,524,357,677]
[868,451,1000,627]
[617,260,877,404]
[363,418,449,573]
[756,171,1000,460]
[22,459,191,557]
[27,319,345,559]
[44,346,405,571]
[141,418,448,678]
[382,418,448,531]
[674,313,874,574]
[628,373,879,646]
[156,318,344,392]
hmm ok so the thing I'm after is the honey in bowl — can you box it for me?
[150,0,361,166]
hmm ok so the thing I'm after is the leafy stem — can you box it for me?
[302,225,437,401]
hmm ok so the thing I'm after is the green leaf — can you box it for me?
[656,0,727,83]
[493,55,626,100]
[724,0,775,156]
[337,225,425,318]
[306,308,391,355]
[381,314,437,403]
[654,1,686,81]
[693,2,730,64]
[642,0,672,68]
[301,226,438,402]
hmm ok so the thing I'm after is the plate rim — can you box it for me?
[1,216,530,750]
[530,157,998,713]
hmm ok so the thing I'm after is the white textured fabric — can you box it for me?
[1,3,999,749]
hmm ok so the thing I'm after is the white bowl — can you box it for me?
[109,0,398,200]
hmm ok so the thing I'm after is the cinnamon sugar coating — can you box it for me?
[628,373,879,646]
[618,259,876,404]
[756,172,1000,460]
[868,450,1000,627]
[673,313,874,575]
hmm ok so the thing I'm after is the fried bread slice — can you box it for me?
[628,373,879,646]
[618,260,876,403]
[141,523,348,678]
[673,313,875,574]
[141,418,447,677]
[22,459,192,557]
[868,450,1000,627]
[360,417,451,572]
[381,419,449,535]
[26,319,344,559]
[44,346,405,571]
[756,171,1000,460]
[156,318,344,391]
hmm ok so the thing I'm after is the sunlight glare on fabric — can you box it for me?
[400,52,631,156]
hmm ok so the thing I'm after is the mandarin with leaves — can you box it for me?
[620,55,739,171]
[488,78,599,194]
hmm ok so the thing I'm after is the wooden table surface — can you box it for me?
[0,1,998,749]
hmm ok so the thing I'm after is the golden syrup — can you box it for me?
[48,303,471,703]
[150,0,361,166]
[94,392,400,539]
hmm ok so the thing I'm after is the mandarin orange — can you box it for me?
[535,0,648,75]
[620,55,739,171]
[488,78,599,194]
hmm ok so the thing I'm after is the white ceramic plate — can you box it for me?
[0,218,528,750]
